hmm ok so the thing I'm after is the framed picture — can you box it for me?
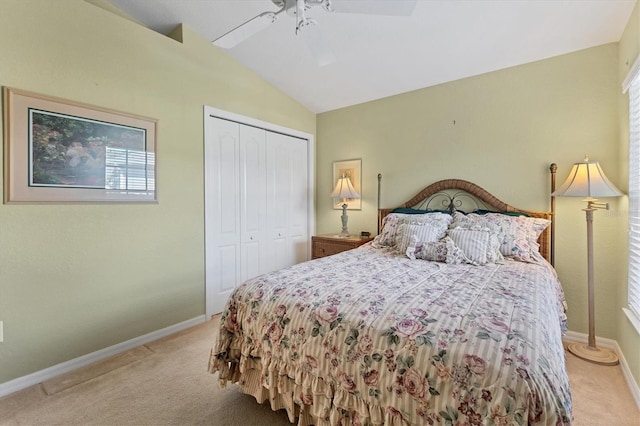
[3,87,157,203]
[332,158,361,210]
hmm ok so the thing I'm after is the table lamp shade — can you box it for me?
[331,176,361,200]
[552,158,622,198]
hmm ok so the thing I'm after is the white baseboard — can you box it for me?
[564,330,640,410]
[0,315,206,399]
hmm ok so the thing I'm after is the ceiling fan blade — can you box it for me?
[213,11,280,49]
[327,0,417,16]
[299,22,335,67]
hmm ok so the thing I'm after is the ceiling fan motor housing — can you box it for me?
[272,0,327,17]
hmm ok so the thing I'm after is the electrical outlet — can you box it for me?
[0,321,3,342]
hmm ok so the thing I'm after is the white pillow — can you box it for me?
[446,226,503,265]
[373,212,452,249]
[451,211,549,263]
[396,222,448,254]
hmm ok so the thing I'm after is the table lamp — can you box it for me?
[330,174,361,237]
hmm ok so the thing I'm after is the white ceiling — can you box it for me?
[107,0,636,113]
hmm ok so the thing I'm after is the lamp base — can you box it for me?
[566,342,619,366]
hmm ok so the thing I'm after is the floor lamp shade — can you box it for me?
[552,157,623,365]
[552,158,623,198]
[330,175,361,237]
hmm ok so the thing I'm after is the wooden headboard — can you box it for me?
[377,165,557,264]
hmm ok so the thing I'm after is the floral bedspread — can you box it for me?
[209,245,572,425]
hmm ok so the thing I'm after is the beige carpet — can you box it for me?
[1,318,638,425]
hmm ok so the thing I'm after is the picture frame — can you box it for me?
[3,87,157,203]
[332,158,361,210]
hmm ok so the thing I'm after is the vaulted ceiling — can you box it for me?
[107,0,636,113]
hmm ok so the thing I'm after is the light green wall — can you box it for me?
[2,0,638,394]
[618,1,640,386]
[317,43,637,385]
[0,0,314,383]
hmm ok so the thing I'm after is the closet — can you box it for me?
[204,108,314,316]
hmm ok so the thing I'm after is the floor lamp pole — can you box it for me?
[586,208,596,348]
[565,204,619,365]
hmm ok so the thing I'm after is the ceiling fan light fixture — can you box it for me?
[299,20,335,66]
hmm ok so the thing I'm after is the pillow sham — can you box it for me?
[446,226,503,265]
[451,211,549,262]
[373,212,452,249]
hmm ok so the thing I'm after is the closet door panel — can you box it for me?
[266,132,292,272]
[266,132,309,268]
[204,117,241,314]
[269,236,289,272]
[289,136,309,264]
[240,126,267,280]
[241,241,262,281]
[268,137,290,234]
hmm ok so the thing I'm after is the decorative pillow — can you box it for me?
[395,222,449,253]
[444,236,470,265]
[451,211,550,262]
[406,237,448,262]
[373,212,452,249]
[446,226,503,265]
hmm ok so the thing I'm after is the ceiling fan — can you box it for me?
[212,0,417,66]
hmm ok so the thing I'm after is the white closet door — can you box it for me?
[288,137,309,264]
[204,117,241,315]
[266,132,309,272]
[204,106,314,318]
[266,131,290,272]
[240,125,267,281]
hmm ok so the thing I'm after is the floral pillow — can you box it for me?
[446,226,503,265]
[405,235,447,262]
[395,222,449,253]
[403,234,473,265]
[451,211,550,262]
[373,212,452,249]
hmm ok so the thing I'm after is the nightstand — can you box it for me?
[311,234,374,259]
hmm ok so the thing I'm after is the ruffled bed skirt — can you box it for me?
[208,349,408,426]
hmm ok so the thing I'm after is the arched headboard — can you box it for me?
[377,165,557,264]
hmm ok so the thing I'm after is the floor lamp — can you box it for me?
[552,156,623,366]
[330,174,361,237]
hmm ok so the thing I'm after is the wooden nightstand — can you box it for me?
[311,234,373,259]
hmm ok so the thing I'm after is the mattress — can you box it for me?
[209,244,572,425]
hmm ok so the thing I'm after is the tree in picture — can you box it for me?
[29,109,145,189]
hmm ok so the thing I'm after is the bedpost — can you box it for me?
[377,173,382,235]
[550,163,557,266]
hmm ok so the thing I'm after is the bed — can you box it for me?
[208,171,572,425]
